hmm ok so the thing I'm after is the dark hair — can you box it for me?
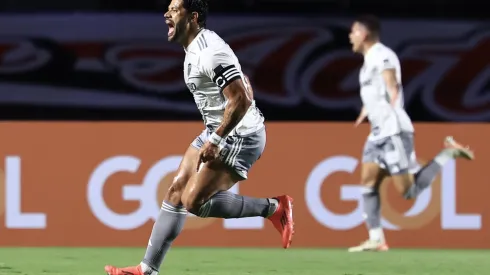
[355,14,381,38]
[183,0,209,28]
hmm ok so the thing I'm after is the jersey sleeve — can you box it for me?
[201,51,242,90]
[377,52,397,72]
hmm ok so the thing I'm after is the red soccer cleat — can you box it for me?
[267,195,294,249]
[105,264,144,275]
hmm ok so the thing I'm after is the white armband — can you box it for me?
[209,132,223,146]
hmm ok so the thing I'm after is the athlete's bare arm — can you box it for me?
[214,78,252,138]
[355,106,368,127]
[197,77,253,169]
[242,74,254,99]
[381,69,399,106]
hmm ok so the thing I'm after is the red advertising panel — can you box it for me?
[0,122,487,248]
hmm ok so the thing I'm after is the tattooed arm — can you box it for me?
[214,76,252,138]
[202,49,252,138]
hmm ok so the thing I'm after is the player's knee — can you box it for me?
[360,169,379,188]
[360,178,377,189]
[402,185,416,200]
[181,191,206,215]
[392,175,415,200]
[164,176,187,206]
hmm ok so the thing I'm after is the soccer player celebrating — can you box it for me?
[104,0,294,274]
[347,15,474,252]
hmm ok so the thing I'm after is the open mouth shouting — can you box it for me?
[166,19,175,39]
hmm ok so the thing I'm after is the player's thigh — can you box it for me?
[361,162,387,189]
[182,129,266,212]
[220,128,266,182]
[361,139,387,188]
[383,133,417,195]
[164,133,204,204]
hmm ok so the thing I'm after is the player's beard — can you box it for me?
[169,20,187,43]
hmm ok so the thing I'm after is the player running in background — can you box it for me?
[347,15,474,252]
[105,0,294,274]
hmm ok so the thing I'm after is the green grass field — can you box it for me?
[0,248,488,275]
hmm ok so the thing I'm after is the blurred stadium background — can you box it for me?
[0,0,488,274]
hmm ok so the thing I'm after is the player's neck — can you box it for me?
[361,40,378,56]
[182,27,204,48]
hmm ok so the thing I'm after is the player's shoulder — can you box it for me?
[199,30,231,55]
[198,30,236,67]
[378,43,398,59]
[368,43,399,63]
[369,43,391,57]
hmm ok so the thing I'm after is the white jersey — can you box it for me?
[359,42,414,141]
[183,29,264,136]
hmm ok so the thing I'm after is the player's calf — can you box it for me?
[194,190,278,218]
[181,162,294,248]
[358,163,387,245]
[403,136,474,199]
[105,198,187,275]
[181,179,277,219]
[181,160,278,218]
[139,173,190,273]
